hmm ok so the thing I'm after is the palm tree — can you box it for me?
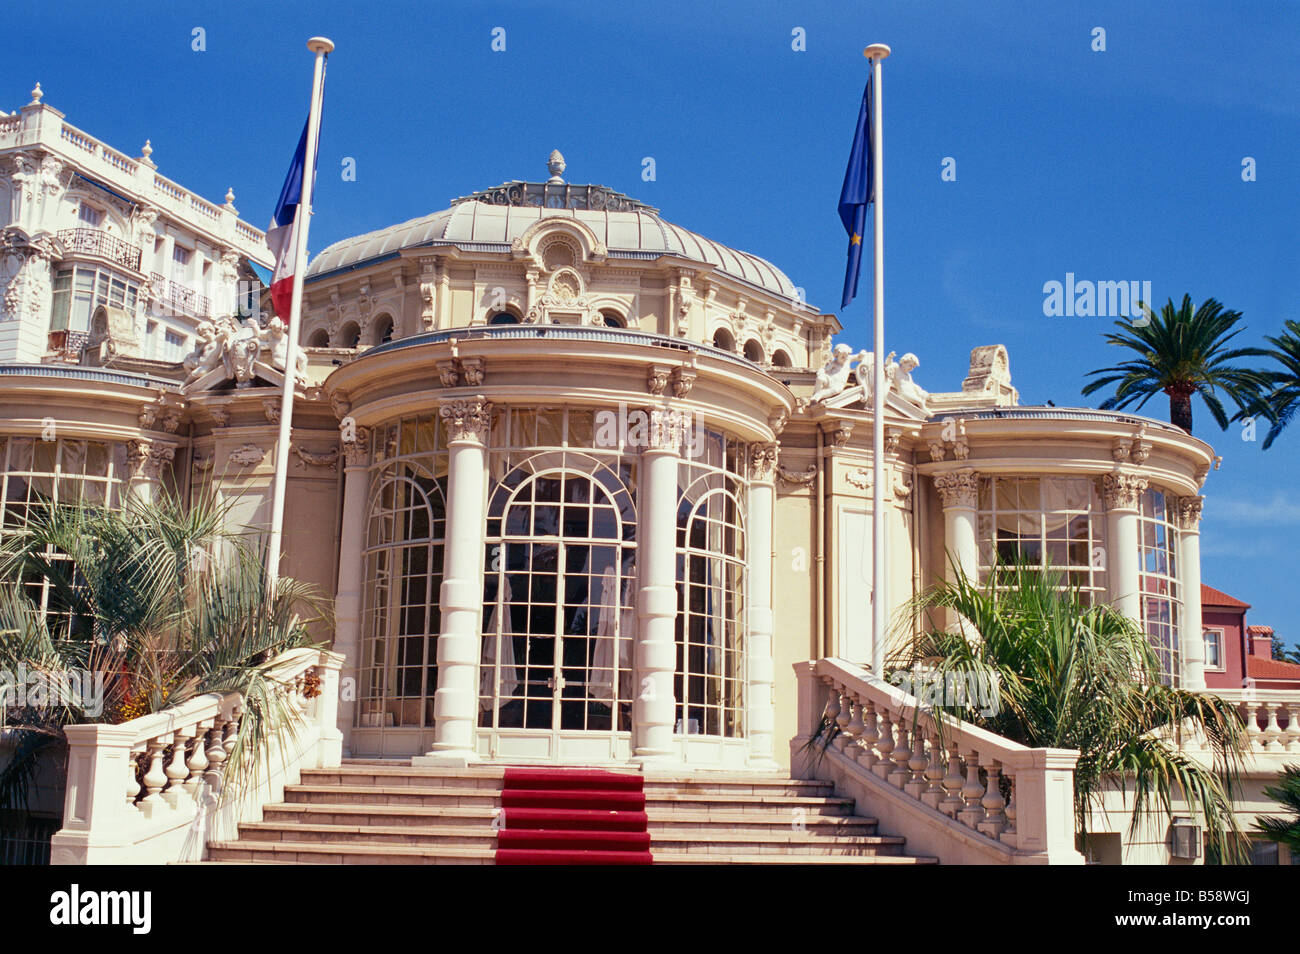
[1254,765,1300,859]
[0,491,329,814]
[1082,295,1269,435]
[1249,318,1300,449]
[888,564,1251,861]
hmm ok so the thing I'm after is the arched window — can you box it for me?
[676,432,748,739]
[743,339,765,364]
[481,453,638,735]
[488,310,520,325]
[336,321,361,349]
[306,328,329,347]
[712,327,735,353]
[771,349,792,368]
[372,314,394,345]
[599,310,626,329]
[357,415,447,744]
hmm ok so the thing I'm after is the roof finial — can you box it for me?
[547,149,566,184]
[29,82,43,105]
[224,187,236,207]
[141,139,153,159]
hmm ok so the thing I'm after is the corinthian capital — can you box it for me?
[1101,473,1149,511]
[126,438,176,480]
[749,442,779,483]
[1175,494,1205,530]
[441,398,493,445]
[933,468,979,510]
[341,425,371,468]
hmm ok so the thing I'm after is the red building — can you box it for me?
[1201,584,1300,692]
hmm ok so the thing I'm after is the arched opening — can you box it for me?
[372,314,394,345]
[771,349,792,368]
[488,310,521,325]
[599,310,626,329]
[712,328,735,352]
[306,328,330,348]
[743,339,765,364]
[336,321,361,349]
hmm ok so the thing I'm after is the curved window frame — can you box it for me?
[1138,487,1182,684]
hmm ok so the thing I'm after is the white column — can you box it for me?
[333,426,370,745]
[933,468,979,584]
[1103,474,1147,623]
[414,398,492,768]
[746,442,779,771]
[1177,495,1206,690]
[633,408,681,767]
[125,438,175,505]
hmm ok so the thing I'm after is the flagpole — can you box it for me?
[267,36,332,592]
[865,43,889,677]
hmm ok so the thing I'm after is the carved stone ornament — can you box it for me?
[928,440,947,463]
[748,442,779,483]
[1100,472,1149,510]
[670,365,697,399]
[181,315,308,392]
[1175,494,1204,530]
[829,420,854,449]
[227,444,266,468]
[341,425,371,468]
[646,365,671,396]
[440,399,493,444]
[846,468,872,491]
[293,444,340,472]
[776,462,818,486]
[769,410,788,438]
[126,439,176,480]
[933,468,979,510]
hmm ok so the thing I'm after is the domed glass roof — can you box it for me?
[306,154,798,300]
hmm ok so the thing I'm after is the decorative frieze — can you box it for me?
[933,468,979,510]
[749,442,779,483]
[441,399,493,445]
[1100,473,1149,510]
[227,444,265,468]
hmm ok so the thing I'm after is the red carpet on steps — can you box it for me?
[495,767,653,865]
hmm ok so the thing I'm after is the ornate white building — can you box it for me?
[0,85,271,366]
[5,139,1294,865]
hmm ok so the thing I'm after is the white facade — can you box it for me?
[0,85,271,365]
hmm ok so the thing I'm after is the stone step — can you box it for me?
[207,841,494,864]
[263,803,500,828]
[646,810,879,835]
[648,830,906,855]
[236,821,496,847]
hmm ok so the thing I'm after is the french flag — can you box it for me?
[266,121,314,319]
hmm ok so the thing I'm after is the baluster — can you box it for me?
[858,702,880,771]
[906,725,930,799]
[1243,702,1264,751]
[873,709,895,779]
[977,760,1006,838]
[889,717,912,789]
[184,721,211,800]
[223,706,241,766]
[205,719,229,789]
[844,697,865,761]
[1262,704,1282,749]
[126,742,145,810]
[834,689,852,752]
[164,727,194,808]
[1001,775,1017,846]
[1285,703,1300,751]
[921,731,946,809]
[958,749,987,828]
[140,737,169,815]
[940,742,965,816]
[823,684,841,727]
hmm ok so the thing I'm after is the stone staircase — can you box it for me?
[205,760,937,864]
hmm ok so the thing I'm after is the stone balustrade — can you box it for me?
[1205,688,1300,756]
[795,659,1083,864]
[51,647,342,865]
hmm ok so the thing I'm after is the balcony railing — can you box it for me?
[150,272,211,319]
[57,228,143,272]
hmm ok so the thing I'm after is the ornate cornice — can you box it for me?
[933,468,979,510]
[441,398,493,445]
[1101,472,1149,510]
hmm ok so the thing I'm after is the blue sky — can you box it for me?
[6,0,1298,642]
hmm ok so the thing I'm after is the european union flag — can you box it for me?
[838,75,874,310]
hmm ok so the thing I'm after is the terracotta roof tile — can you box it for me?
[1246,656,1300,680]
[1201,583,1250,609]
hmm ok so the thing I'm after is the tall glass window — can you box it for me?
[49,265,139,332]
[357,415,447,731]
[976,476,1107,600]
[1138,488,1181,684]
[676,429,748,739]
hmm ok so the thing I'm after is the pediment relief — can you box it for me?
[181,315,308,394]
